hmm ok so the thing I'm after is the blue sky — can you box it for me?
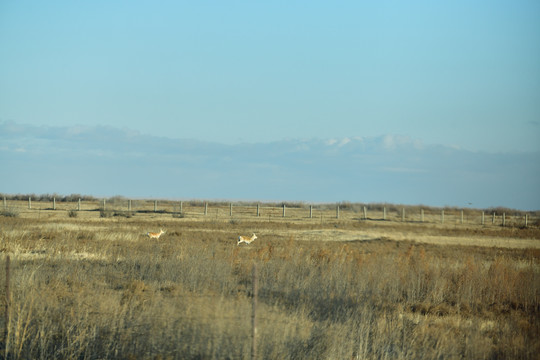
[1,2,539,209]
[1,1,539,151]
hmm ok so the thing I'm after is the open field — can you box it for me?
[0,199,539,359]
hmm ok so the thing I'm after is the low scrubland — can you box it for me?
[0,210,538,359]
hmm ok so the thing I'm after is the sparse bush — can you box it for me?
[67,209,78,218]
[114,210,135,218]
[100,209,114,218]
[1,193,97,202]
[0,207,19,217]
[107,195,128,207]
[99,209,133,218]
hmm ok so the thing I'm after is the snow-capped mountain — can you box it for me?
[1,122,538,210]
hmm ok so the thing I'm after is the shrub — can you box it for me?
[172,212,185,219]
[100,209,134,218]
[114,210,135,218]
[100,209,114,218]
[0,207,19,217]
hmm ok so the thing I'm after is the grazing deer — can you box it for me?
[237,233,257,246]
[147,229,165,239]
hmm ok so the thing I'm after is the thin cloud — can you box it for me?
[1,122,538,210]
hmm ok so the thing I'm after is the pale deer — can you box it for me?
[147,229,165,239]
[237,233,257,245]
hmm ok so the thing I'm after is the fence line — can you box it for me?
[0,198,537,228]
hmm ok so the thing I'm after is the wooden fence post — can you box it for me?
[4,255,10,358]
[383,207,386,220]
[309,205,313,219]
[336,205,340,219]
[204,203,208,216]
[402,208,405,222]
[482,211,485,225]
[154,200,157,213]
[461,210,464,225]
[251,263,258,360]
[53,197,56,210]
[78,198,81,211]
[441,210,445,224]
[3,197,6,210]
[525,214,528,228]
[421,209,424,223]
[103,199,106,210]
[28,197,31,209]
[492,213,495,224]
[282,204,286,218]
[180,201,183,214]
[257,203,260,217]
[128,199,132,211]
[229,203,233,217]
[363,206,367,220]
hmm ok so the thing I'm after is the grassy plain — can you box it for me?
[0,199,539,359]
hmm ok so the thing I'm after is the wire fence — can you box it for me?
[1,196,538,228]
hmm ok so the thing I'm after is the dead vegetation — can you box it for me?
[0,201,538,359]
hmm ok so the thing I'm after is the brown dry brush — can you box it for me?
[0,219,538,359]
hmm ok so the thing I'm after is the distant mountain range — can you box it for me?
[1,121,539,210]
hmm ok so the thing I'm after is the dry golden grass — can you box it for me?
[0,200,539,359]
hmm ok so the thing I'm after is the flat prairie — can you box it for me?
[0,199,539,359]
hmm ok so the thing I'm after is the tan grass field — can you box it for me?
[0,199,539,359]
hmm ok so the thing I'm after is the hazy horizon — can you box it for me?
[2,121,539,211]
